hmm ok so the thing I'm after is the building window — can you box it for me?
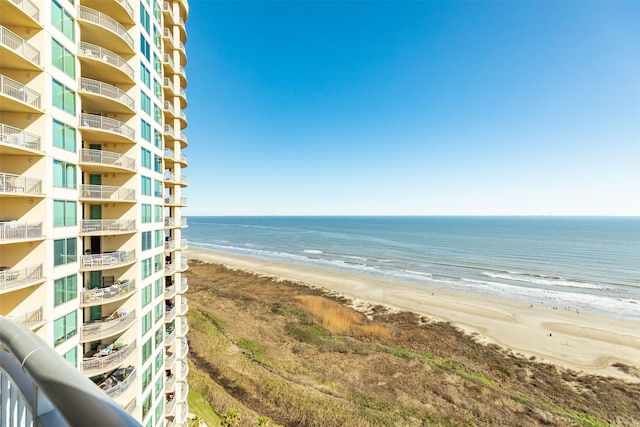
[52,39,75,78]
[154,154,161,172]
[154,399,164,426]
[53,120,76,152]
[141,147,151,168]
[63,347,77,367]
[53,160,76,188]
[142,310,152,335]
[142,258,152,279]
[154,327,162,349]
[52,1,75,41]
[54,274,77,306]
[153,104,162,125]
[140,35,150,61]
[142,391,152,420]
[141,120,151,142]
[141,64,151,88]
[154,254,162,273]
[153,54,162,75]
[140,3,150,34]
[154,205,162,223]
[153,78,161,100]
[142,338,152,363]
[141,92,151,115]
[53,200,76,227]
[142,176,152,196]
[154,180,162,198]
[53,310,77,346]
[153,26,161,50]
[154,230,162,249]
[142,231,152,251]
[153,1,161,22]
[54,238,77,266]
[142,204,152,223]
[52,80,76,115]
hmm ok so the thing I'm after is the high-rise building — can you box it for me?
[0,0,190,425]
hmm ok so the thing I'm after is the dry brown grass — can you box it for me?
[297,295,392,339]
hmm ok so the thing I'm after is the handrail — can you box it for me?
[0,25,40,65]
[7,306,43,328]
[80,184,135,201]
[0,123,41,151]
[80,148,136,170]
[0,221,42,241]
[81,341,136,374]
[79,42,134,80]
[80,249,136,268]
[0,264,43,293]
[79,78,134,110]
[0,74,41,108]
[80,113,135,140]
[115,0,134,19]
[78,6,134,49]
[0,172,42,195]
[80,218,136,234]
[81,279,135,304]
[0,316,140,426]
[8,0,39,22]
[81,309,136,341]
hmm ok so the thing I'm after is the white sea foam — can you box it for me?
[303,249,323,254]
[483,271,608,290]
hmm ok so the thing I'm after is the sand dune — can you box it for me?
[185,247,640,381]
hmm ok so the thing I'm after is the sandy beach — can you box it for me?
[185,247,640,381]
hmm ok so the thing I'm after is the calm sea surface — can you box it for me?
[184,217,640,320]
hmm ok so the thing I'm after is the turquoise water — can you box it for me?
[184,216,640,320]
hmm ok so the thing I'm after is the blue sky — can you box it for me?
[184,1,640,216]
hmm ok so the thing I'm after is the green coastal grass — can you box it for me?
[188,391,222,427]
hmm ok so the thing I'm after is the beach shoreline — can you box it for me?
[185,247,640,382]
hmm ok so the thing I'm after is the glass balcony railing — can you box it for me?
[80,308,136,341]
[0,123,41,151]
[0,24,40,65]
[80,148,135,171]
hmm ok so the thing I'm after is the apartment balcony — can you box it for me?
[79,77,135,114]
[79,148,135,173]
[164,238,177,251]
[164,123,175,139]
[79,41,134,84]
[7,305,44,330]
[164,351,176,370]
[164,306,176,322]
[0,74,41,113]
[0,24,40,70]
[0,0,40,27]
[103,367,136,401]
[163,53,176,74]
[177,276,188,294]
[0,264,43,294]
[80,218,136,236]
[162,27,174,48]
[81,340,136,377]
[80,249,136,271]
[178,337,189,358]
[165,282,176,299]
[178,109,188,128]
[177,41,187,66]
[163,100,176,120]
[177,65,187,87]
[164,148,187,166]
[176,317,188,338]
[80,308,135,342]
[177,87,187,108]
[80,113,135,143]
[164,327,176,346]
[165,396,177,417]
[82,0,135,25]
[177,300,188,316]
[0,172,43,197]
[0,221,42,244]
[79,184,135,202]
[165,373,176,393]
[162,2,175,25]
[164,195,187,207]
[78,6,134,54]
[0,123,42,153]
[176,360,188,381]
[163,77,175,96]
[80,279,135,306]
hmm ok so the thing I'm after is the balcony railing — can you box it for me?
[0,221,42,241]
[165,374,176,391]
[164,262,176,275]
[115,0,134,19]
[8,306,43,328]
[78,6,134,49]
[178,301,188,316]
[164,328,176,345]
[80,148,135,170]
[164,196,186,206]
[163,77,174,92]
[0,172,42,195]
[164,351,176,369]
[0,123,41,151]
[79,42,134,80]
[103,367,136,399]
[80,113,135,140]
[81,279,135,305]
[81,341,136,374]
[164,124,175,137]
[8,0,39,22]
[0,74,40,108]
[181,218,188,227]
[164,239,176,251]
[80,218,136,234]
[80,184,135,201]
[81,308,136,341]
[165,397,176,415]
[79,78,134,110]
[179,277,188,293]
[165,284,176,298]
[0,264,43,293]
[164,306,176,322]
[80,250,136,268]
[0,25,40,65]
[0,318,139,427]
[163,100,175,114]
[180,238,188,249]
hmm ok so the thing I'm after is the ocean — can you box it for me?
[183,216,640,320]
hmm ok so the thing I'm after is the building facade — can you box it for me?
[0,0,189,425]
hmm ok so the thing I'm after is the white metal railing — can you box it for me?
[0,172,42,195]
[0,264,43,293]
[164,306,176,322]
[78,6,134,49]
[164,352,176,368]
[115,0,134,19]
[80,250,136,268]
[163,77,174,92]
[0,123,41,151]
[81,309,136,341]
[162,1,173,20]
[81,341,136,374]
[8,306,43,328]
[164,328,176,345]
[164,239,176,251]
[163,54,175,70]
[79,78,134,110]
[80,184,135,201]
[164,217,175,227]
[179,88,186,99]
[179,110,187,121]
[165,374,176,392]
[165,397,176,416]
[164,124,174,136]
[180,277,188,293]
[8,0,39,22]
[180,218,188,227]
[80,148,135,170]
[80,219,135,234]
[0,74,40,108]
[79,42,134,80]
[80,113,135,140]
[81,279,135,305]
[180,197,187,205]
[178,302,188,316]
[0,221,42,241]
[180,238,188,249]
[0,25,40,65]
[103,367,136,399]
[163,100,175,114]
[165,284,175,298]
